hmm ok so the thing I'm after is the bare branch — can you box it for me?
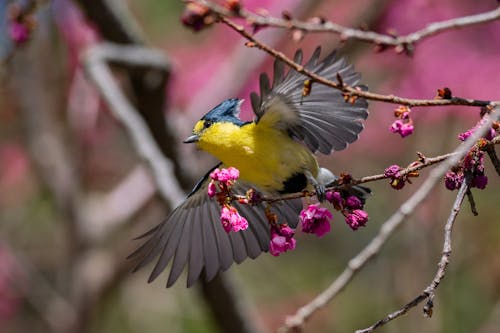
[215,15,495,108]
[234,135,500,204]
[355,178,470,333]
[193,0,500,54]
[80,165,156,241]
[278,108,499,333]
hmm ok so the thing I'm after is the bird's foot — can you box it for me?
[314,184,326,202]
[305,170,327,202]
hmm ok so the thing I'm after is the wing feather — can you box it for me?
[186,208,205,287]
[129,167,303,287]
[252,47,368,154]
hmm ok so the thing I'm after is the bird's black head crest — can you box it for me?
[201,99,246,126]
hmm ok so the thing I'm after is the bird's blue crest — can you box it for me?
[202,98,246,126]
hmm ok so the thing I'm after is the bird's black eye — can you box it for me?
[204,120,213,129]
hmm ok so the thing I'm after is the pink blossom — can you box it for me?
[463,151,484,172]
[458,129,473,141]
[444,171,464,191]
[220,206,248,233]
[486,127,497,141]
[345,195,362,210]
[384,165,401,178]
[390,119,404,133]
[458,119,498,142]
[269,224,296,256]
[399,123,414,137]
[8,21,30,44]
[390,120,414,138]
[300,203,332,237]
[207,181,217,197]
[345,209,369,231]
[471,174,488,189]
[326,191,344,209]
[210,167,239,182]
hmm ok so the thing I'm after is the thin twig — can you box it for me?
[465,188,478,216]
[485,144,500,176]
[193,0,500,53]
[217,16,495,108]
[356,177,471,333]
[235,135,500,204]
[278,109,499,333]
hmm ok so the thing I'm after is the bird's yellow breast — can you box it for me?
[196,121,318,193]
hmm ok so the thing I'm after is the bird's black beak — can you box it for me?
[183,134,199,143]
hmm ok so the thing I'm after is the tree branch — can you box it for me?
[355,177,470,333]
[234,135,500,204]
[216,15,496,108]
[193,0,500,54]
[278,108,499,333]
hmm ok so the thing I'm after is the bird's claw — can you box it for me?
[315,184,326,202]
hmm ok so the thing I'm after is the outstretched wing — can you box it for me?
[250,47,368,155]
[128,166,303,287]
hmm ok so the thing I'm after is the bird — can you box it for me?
[129,46,369,287]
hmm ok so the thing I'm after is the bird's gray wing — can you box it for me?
[250,47,368,154]
[128,165,302,287]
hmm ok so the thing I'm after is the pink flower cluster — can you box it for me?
[445,149,488,191]
[206,167,248,233]
[444,171,464,191]
[444,112,497,192]
[326,190,369,231]
[7,3,35,45]
[384,164,406,190]
[220,205,248,233]
[9,21,30,44]
[207,167,239,198]
[269,224,296,256]
[458,117,498,142]
[299,203,332,237]
[390,106,414,138]
[345,210,369,230]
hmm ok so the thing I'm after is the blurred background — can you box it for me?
[0,0,499,332]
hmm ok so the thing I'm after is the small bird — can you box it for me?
[129,47,369,287]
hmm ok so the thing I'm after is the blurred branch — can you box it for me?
[278,109,499,333]
[77,0,191,188]
[75,0,144,44]
[0,239,77,333]
[356,178,470,333]
[80,165,156,242]
[83,42,185,208]
[200,272,263,333]
[217,15,496,108]
[194,0,500,55]
[9,2,85,267]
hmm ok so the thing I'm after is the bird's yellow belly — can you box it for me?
[198,122,318,193]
